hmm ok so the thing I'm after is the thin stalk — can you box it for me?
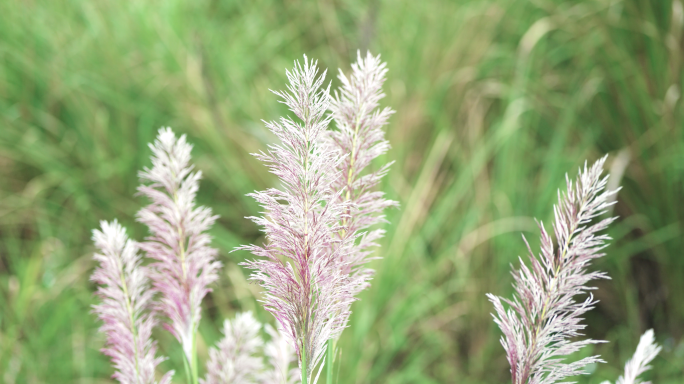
[182,353,192,384]
[301,349,308,384]
[335,349,341,384]
[326,339,334,384]
[191,334,199,384]
[181,336,198,384]
[192,359,198,383]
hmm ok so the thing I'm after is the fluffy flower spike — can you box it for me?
[201,312,265,384]
[487,156,619,384]
[263,323,301,384]
[601,329,662,384]
[91,220,173,384]
[239,56,356,383]
[136,127,221,367]
[202,312,300,384]
[328,50,397,309]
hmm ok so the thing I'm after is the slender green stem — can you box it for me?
[191,336,199,384]
[335,350,341,384]
[181,346,199,384]
[326,339,334,384]
[182,352,192,384]
[301,349,308,384]
[181,331,199,384]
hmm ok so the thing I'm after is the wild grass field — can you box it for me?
[0,0,683,383]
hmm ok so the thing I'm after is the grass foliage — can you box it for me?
[0,0,683,383]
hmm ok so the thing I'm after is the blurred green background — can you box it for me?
[1,0,683,383]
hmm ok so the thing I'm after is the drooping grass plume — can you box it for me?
[487,156,619,384]
[239,56,356,384]
[91,220,174,384]
[601,330,662,384]
[328,50,397,302]
[136,128,221,383]
[201,312,265,384]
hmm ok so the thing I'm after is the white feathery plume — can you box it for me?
[263,323,301,384]
[601,329,662,384]
[238,56,356,383]
[328,50,397,302]
[201,311,301,384]
[136,127,221,381]
[90,220,173,384]
[487,156,619,384]
[201,312,265,384]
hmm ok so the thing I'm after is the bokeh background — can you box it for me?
[1,0,683,383]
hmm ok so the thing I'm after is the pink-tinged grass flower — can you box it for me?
[136,127,221,384]
[201,312,300,384]
[201,312,265,384]
[238,56,356,384]
[487,156,619,384]
[601,330,662,384]
[328,50,397,298]
[263,323,300,384]
[324,51,398,381]
[91,220,173,384]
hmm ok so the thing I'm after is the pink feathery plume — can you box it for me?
[238,56,355,383]
[136,127,221,371]
[263,323,300,384]
[201,312,265,384]
[328,50,397,299]
[487,156,619,384]
[601,330,661,384]
[91,220,173,384]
